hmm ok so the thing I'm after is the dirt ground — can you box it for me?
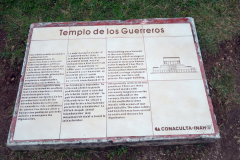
[0,28,239,159]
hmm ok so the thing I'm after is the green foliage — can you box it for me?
[0,51,10,58]
[0,0,239,63]
[210,64,240,108]
[177,0,200,8]
[76,149,88,159]
[196,143,204,150]
[107,146,128,160]
[210,66,235,100]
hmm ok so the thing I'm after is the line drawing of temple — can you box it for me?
[151,57,197,74]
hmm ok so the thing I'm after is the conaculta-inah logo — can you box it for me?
[155,125,212,131]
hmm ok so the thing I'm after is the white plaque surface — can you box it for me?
[8,19,219,150]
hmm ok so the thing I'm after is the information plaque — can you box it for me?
[7,18,219,150]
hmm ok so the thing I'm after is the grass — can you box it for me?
[107,146,128,160]
[0,51,10,58]
[0,0,240,159]
[0,0,239,62]
[210,66,235,100]
[210,65,240,107]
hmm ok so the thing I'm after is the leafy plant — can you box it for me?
[107,146,128,160]
[0,52,10,58]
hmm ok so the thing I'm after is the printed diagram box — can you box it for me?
[7,18,220,150]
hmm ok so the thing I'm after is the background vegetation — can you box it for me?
[0,0,239,60]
